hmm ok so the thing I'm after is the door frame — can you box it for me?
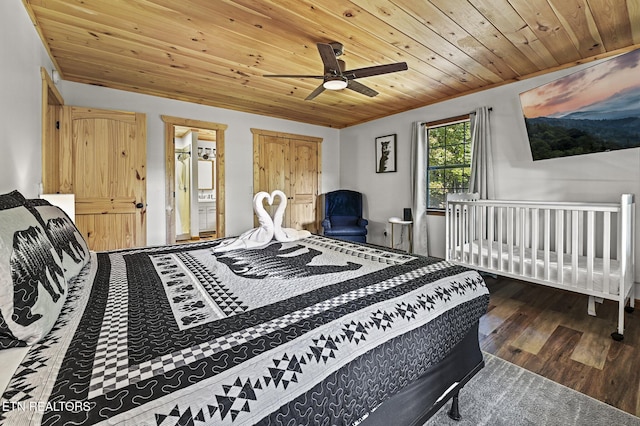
[162,115,227,244]
[40,67,64,193]
[42,71,148,250]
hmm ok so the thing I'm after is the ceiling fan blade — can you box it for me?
[263,74,324,78]
[305,84,326,100]
[317,43,342,73]
[344,62,408,79]
[347,80,378,97]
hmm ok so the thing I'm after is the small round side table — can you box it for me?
[388,217,413,253]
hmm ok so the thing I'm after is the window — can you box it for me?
[427,117,472,210]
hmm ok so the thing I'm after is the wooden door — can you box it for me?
[61,106,147,251]
[254,134,290,223]
[289,139,318,231]
[252,129,321,233]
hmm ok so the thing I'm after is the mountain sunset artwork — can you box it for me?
[520,48,640,161]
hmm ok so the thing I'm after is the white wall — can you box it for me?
[340,61,640,265]
[59,81,341,245]
[0,2,55,197]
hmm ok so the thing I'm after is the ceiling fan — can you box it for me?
[264,42,408,100]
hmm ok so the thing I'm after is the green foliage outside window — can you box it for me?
[427,120,471,209]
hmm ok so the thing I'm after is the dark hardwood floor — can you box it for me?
[479,275,640,417]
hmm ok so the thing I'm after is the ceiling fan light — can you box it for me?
[323,78,348,90]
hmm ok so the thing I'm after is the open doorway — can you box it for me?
[162,115,227,245]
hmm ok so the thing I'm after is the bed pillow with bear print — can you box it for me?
[26,198,90,280]
[0,191,67,348]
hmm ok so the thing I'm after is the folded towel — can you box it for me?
[213,190,310,252]
[213,192,275,252]
[272,190,311,242]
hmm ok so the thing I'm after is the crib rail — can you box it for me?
[445,193,635,338]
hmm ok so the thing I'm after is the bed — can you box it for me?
[1,190,489,425]
[446,192,635,340]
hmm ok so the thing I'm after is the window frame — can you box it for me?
[426,114,472,213]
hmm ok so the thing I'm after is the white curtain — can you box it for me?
[469,106,495,199]
[411,121,428,256]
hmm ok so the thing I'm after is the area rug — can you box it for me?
[424,353,640,426]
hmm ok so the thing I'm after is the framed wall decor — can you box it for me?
[520,47,640,161]
[375,134,397,173]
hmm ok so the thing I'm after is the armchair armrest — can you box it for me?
[321,218,331,229]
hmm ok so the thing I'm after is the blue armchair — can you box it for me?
[322,190,368,243]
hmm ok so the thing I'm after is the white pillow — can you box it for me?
[0,191,67,348]
[27,199,90,280]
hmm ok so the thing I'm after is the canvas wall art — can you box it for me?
[519,48,640,161]
[375,134,397,173]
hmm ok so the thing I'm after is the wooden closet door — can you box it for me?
[252,129,321,233]
[289,139,318,232]
[61,106,147,251]
[254,133,290,223]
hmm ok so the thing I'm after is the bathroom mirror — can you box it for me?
[198,160,214,190]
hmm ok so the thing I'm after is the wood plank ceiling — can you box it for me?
[24,0,640,128]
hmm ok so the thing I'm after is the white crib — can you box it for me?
[445,193,636,340]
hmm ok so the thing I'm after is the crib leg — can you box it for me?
[626,287,635,312]
[588,296,596,316]
[448,393,461,421]
[611,301,625,341]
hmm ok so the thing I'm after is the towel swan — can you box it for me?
[213,191,275,252]
[271,190,311,242]
[213,190,310,252]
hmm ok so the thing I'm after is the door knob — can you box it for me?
[135,202,144,208]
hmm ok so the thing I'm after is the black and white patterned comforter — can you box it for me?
[1,235,489,426]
